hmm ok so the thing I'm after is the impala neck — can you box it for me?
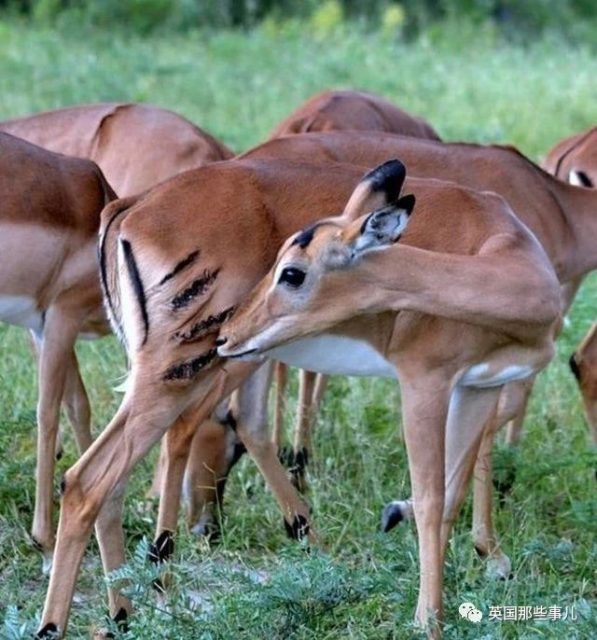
[549,180,597,282]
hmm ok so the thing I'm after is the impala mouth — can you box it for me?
[216,341,260,360]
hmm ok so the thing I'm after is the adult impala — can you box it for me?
[269,89,441,141]
[188,129,597,576]
[544,125,597,456]
[0,102,233,197]
[183,91,443,533]
[35,157,560,638]
[1,101,234,549]
[0,132,115,572]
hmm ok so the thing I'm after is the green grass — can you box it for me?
[0,18,596,640]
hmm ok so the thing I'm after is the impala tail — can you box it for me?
[98,196,139,349]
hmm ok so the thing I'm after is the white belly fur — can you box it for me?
[460,362,535,389]
[0,295,43,332]
[265,334,397,378]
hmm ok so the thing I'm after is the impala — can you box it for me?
[1,102,235,551]
[184,91,443,531]
[189,129,597,577]
[268,89,441,141]
[544,125,597,458]
[35,157,560,638]
[543,125,597,188]
[0,102,233,197]
[0,132,115,573]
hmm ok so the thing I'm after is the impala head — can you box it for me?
[217,160,415,359]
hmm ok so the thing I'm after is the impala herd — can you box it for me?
[0,90,593,639]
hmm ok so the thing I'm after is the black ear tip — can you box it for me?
[365,159,407,198]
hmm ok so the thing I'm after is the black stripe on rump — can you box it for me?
[163,348,218,381]
[121,239,149,346]
[173,306,235,343]
[171,269,220,310]
[98,203,129,332]
[159,250,200,286]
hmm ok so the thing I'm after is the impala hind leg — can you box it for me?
[63,350,93,454]
[31,306,84,574]
[272,361,288,451]
[471,380,533,579]
[185,412,245,538]
[235,363,317,542]
[35,367,198,639]
[440,386,502,571]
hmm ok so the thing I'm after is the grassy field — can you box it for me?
[0,18,596,640]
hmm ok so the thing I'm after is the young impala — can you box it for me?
[0,132,115,572]
[35,157,560,638]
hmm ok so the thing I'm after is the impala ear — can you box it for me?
[569,169,593,188]
[349,194,415,257]
[342,159,407,221]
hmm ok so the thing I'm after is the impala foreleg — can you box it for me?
[32,306,84,574]
[399,373,449,637]
[235,363,317,543]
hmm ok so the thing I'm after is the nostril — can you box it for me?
[215,336,228,347]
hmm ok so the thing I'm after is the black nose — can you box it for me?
[215,336,228,347]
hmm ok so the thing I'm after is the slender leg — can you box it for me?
[236,363,317,542]
[398,372,449,637]
[504,380,533,447]
[62,350,93,454]
[32,306,83,574]
[272,361,288,450]
[471,423,511,579]
[185,414,244,537]
[289,370,317,491]
[36,364,199,638]
[439,386,501,563]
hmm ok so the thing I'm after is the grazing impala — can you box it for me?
[35,157,560,638]
[0,132,115,572]
[185,129,596,578]
[269,89,441,141]
[269,90,441,485]
[544,125,597,456]
[183,92,443,533]
[0,102,233,197]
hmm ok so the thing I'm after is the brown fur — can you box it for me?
[37,157,560,638]
[269,90,441,141]
[0,103,233,197]
[0,132,115,568]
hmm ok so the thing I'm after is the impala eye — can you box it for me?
[278,267,306,288]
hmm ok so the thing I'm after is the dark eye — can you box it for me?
[278,267,306,288]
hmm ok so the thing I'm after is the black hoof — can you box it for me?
[30,536,44,553]
[55,449,63,461]
[278,445,294,468]
[474,545,487,558]
[34,623,58,639]
[147,530,174,564]
[381,502,404,533]
[104,607,129,637]
[284,514,310,540]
